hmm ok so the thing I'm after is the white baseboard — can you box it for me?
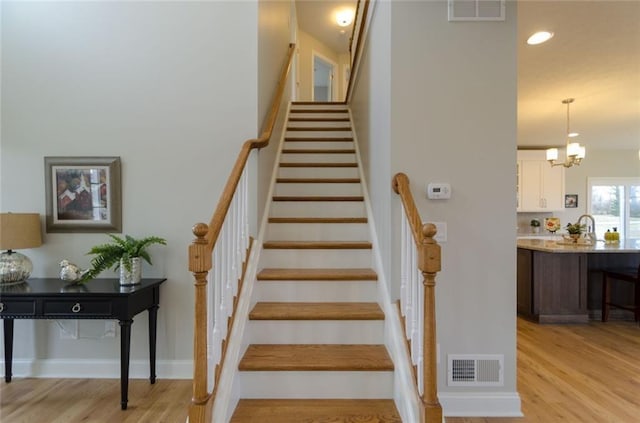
[439,391,523,417]
[1,358,192,380]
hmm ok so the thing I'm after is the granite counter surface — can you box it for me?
[517,238,640,253]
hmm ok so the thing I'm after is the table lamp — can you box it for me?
[0,213,43,285]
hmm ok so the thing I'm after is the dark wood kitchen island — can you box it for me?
[517,238,640,323]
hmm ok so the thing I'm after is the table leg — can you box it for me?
[3,319,14,383]
[148,305,158,384]
[119,319,133,410]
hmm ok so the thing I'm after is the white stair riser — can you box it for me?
[261,249,372,269]
[239,371,394,398]
[283,141,354,149]
[247,321,384,344]
[287,121,351,129]
[254,281,378,302]
[288,111,349,118]
[278,167,359,178]
[266,222,369,241]
[274,183,362,196]
[280,153,356,163]
[291,105,347,111]
[269,201,365,217]
[285,130,352,138]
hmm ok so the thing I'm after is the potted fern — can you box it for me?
[82,234,166,285]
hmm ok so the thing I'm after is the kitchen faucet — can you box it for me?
[577,214,597,242]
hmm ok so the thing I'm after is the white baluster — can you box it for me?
[400,208,408,322]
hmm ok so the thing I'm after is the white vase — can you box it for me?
[119,257,142,286]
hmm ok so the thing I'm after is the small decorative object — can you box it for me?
[530,219,541,234]
[564,222,586,243]
[564,194,578,208]
[605,228,620,244]
[0,213,43,285]
[44,157,122,233]
[82,234,166,285]
[59,260,89,282]
[544,217,561,234]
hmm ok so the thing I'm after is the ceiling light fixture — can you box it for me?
[527,31,554,45]
[546,98,585,168]
[336,9,354,27]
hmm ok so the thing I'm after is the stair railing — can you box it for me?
[392,172,443,423]
[345,0,370,103]
[188,43,295,423]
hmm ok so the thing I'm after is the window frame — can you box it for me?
[587,177,640,239]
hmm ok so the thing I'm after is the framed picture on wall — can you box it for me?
[565,194,578,208]
[45,156,122,233]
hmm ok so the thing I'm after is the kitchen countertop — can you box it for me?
[517,237,640,253]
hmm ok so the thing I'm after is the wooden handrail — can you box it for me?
[205,43,295,251]
[393,172,443,423]
[188,43,296,423]
[345,0,370,104]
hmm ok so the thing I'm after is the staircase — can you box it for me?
[229,102,401,422]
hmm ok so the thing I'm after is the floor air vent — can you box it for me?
[448,354,503,387]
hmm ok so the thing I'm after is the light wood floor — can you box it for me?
[447,318,640,423]
[1,318,638,422]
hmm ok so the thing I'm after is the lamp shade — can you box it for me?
[0,213,42,250]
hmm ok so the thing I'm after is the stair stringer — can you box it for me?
[209,104,292,423]
[348,108,423,423]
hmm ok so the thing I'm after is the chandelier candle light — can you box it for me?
[546,98,585,168]
[0,213,43,285]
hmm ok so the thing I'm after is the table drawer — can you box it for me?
[0,300,36,316]
[43,300,113,317]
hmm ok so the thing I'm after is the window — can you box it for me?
[587,177,640,240]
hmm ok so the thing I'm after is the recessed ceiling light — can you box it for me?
[527,31,554,45]
[568,132,579,138]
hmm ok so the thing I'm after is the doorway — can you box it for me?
[312,53,336,102]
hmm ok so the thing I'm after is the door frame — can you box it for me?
[311,50,337,102]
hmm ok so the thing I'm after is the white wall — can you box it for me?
[257,0,294,226]
[352,0,520,416]
[0,1,259,378]
[297,30,341,102]
[350,0,392,283]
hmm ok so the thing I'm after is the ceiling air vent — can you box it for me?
[448,0,505,21]
[448,354,504,386]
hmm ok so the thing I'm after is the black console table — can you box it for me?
[0,278,166,410]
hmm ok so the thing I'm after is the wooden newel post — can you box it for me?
[189,223,212,423]
[419,223,443,422]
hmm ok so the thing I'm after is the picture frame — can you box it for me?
[45,156,122,233]
[565,194,578,208]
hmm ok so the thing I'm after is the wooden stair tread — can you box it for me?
[263,241,372,249]
[239,344,393,371]
[289,117,350,122]
[276,178,361,183]
[250,302,384,320]
[281,149,356,154]
[287,127,351,131]
[292,101,346,105]
[268,217,368,223]
[272,196,364,202]
[290,109,347,113]
[257,268,378,281]
[280,162,357,167]
[285,137,353,141]
[230,399,401,422]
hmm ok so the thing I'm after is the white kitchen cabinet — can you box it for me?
[517,150,565,211]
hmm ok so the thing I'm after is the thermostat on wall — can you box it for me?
[427,183,451,199]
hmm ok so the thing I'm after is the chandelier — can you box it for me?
[546,98,585,167]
